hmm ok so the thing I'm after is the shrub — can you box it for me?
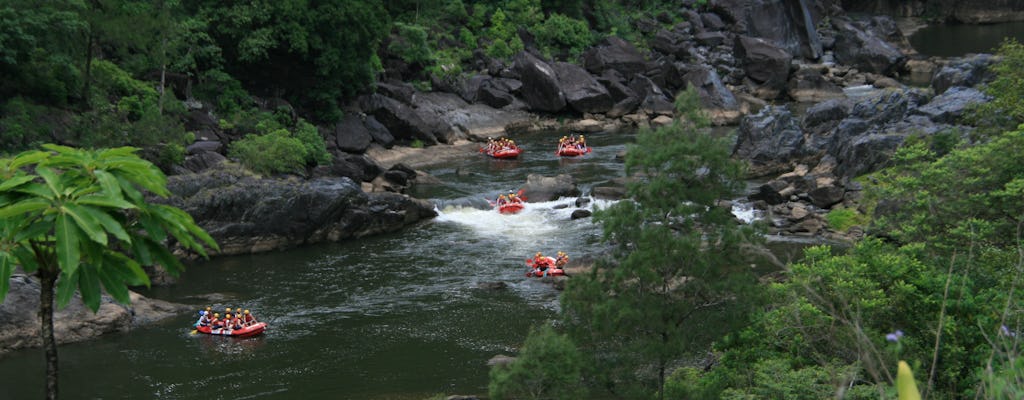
[0,97,51,154]
[389,22,434,66]
[228,129,308,175]
[825,207,867,232]
[488,324,586,400]
[532,13,593,59]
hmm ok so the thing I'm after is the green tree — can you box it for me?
[190,0,389,121]
[0,144,218,400]
[968,38,1024,134]
[489,324,587,400]
[560,88,761,399]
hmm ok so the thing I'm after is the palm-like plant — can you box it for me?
[0,144,218,400]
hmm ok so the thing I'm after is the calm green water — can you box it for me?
[0,131,638,399]
[909,21,1024,57]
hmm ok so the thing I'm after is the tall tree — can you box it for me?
[0,144,219,400]
[188,0,390,121]
[560,88,762,399]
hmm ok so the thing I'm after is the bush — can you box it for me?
[488,324,586,400]
[228,129,308,175]
[532,13,593,59]
[389,22,434,66]
[825,207,867,232]
[0,97,51,154]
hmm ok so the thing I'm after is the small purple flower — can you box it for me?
[886,330,904,342]
[1001,325,1017,337]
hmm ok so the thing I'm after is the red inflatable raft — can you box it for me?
[556,146,591,157]
[483,147,522,159]
[196,322,267,338]
[498,202,525,214]
[526,267,566,277]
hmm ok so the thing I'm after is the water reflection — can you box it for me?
[909,21,1024,57]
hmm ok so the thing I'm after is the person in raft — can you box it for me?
[533,252,552,270]
[196,307,213,327]
[555,251,569,267]
[242,309,259,327]
[507,190,523,204]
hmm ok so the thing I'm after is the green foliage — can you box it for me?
[0,144,218,305]
[0,97,51,154]
[228,130,309,175]
[968,39,1024,133]
[868,128,1024,252]
[486,9,524,59]
[389,22,434,66]
[193,0,389,122]
[532,13,593,59]
[0,2,85,106]
[559,88,761,399]
[488,324,587,400]
[195,69,252,116]
[825,207,867,232]
[293,120,331,166]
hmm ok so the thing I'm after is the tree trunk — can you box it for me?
[83,33,95,109]
[38,267,59,400]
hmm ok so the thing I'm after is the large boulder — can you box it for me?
[552,62,614,114]
[832,17,906,76]
[684,63,741,123]
[733,106,810,177]
[359,94,439,146]
[733,35,793,98]
[411,92,535,141]
[513,51,566,112]
[521,174,581,202]
[910,86,991,124]
[581,36,649,76]
[334,114,373,153]
[932,54,997,94]
[161,165,436,256]
[0,274,189,356]
[788,67,844,103]
[629,75,675,116]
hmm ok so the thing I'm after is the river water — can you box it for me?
[0,130,644,399]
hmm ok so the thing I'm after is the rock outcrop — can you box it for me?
[161,165,437,256]
[0,274,189,356]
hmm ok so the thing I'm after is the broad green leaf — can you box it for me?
[14,182,56,200]
[0,175,35,192]
[105,252,149,287]
[92,170,123,201]
[131,238,154,266]
[55,268,78,308]
[138,212,167,240]
[34,167,63,199]
[77,194,136,210]
[9,150,49,170]
[63,203,107,245]
[14,220,51,242]
[79,264,101,312]
[96,264,131,304]
[12,246,39,273]
[55,213,82,276]
[83,206,131,243]
[0,198,51,218]
[147,239,184,277]
[0,252,13,300]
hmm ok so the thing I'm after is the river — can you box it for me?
[0,130,644,399]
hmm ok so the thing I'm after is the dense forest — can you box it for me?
[5,0,1024,399]
[1,0,686,173]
